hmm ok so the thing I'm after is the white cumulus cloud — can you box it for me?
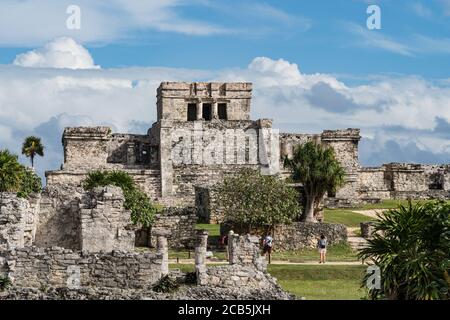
[13,37,100,69]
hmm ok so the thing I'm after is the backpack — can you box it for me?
[319,239,326,249]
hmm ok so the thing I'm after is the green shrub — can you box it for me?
[0,276,11,291]
[83,170,158,227]
[359,201,450,300]
[215,168,301,233]
[0,149,41,198]
[152,275,180,293]
[17,167,42,198]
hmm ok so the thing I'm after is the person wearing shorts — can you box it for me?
[317,235,327,263]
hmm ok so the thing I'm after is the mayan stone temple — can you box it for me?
[46,82,450,206]
[1,82,449,300]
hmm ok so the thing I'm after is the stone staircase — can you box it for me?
[346,227,368,251]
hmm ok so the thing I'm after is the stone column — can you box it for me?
[212,99,218,119]
[196,100,203,120]
[195,230,208,285]
[155,230,170,276]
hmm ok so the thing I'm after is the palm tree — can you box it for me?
[21,136,44,168]
[284,141,345,222]
[359,201,450,300]
[0,149,23,192]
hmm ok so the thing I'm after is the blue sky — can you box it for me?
[0,0,449,178]
[0,0,449,77]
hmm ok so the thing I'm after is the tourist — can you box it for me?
[317,235,327,263]
[262,232,274,263]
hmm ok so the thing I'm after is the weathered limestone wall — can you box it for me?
[80,186,135,252]
[46,169,162,201]
[35,185,82,250]
[272,222,347,250]
[160,119,279,205]
[220,221,347,251]
[149,207,197,249]
[0,193,39,250]
[0,246,163,289]
[157,82,252,121]
[357,163,450,201]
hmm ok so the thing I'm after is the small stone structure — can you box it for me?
[149,207,197,249]
[220,221,347,251]
[0,193,40,250]
[360,221,377,239]
[0,246,163,289]
[194,231,289,298]
[80,186,136,252]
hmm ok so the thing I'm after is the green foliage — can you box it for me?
[0,149,23,192]
[152,275,180,293]
[17,167,42,198]
[83,170,158,227]
[22,136,44,167]
[0,276,11,291]
[214,168,301,232]
[284,141,345,222]
[358,201,450,300]
[0,149,41,197]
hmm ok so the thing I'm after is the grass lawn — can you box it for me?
[324,209,375,227]
[272,242,358,262]
[268,264,366,300]
[196,223,220,236]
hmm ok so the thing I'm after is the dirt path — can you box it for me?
[351,209,387,219]
[169,259,365,266]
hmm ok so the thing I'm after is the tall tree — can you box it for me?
[284,141,345,222]
[21,136,44,168]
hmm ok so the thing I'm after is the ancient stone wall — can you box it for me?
[79,186,135,252]
[220,221,347,251]
[34,185,82,250]
[0,193,39,250]
[0,246,163,289]
[149,207,197,249]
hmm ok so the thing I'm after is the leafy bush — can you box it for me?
[0,149,41,198]
[214,168,301,233]
[17,167,42,198]
[0,276,11,291]
[83,170,158,227]
[152,275,180,293]
[359,201,450,300]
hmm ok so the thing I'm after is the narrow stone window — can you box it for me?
[218,103,227,120]
[187,103,197,121]
[202,103,212,120]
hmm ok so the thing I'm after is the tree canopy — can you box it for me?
[21,136,44,168]
[214,168,301,233]
[284,141,345,222]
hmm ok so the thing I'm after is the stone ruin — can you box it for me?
[43,82,449,215]
[1,81,449,299]
[0,187,292,300]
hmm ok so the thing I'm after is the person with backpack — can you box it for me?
[317,234,327,263]
[262,232,274,263]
